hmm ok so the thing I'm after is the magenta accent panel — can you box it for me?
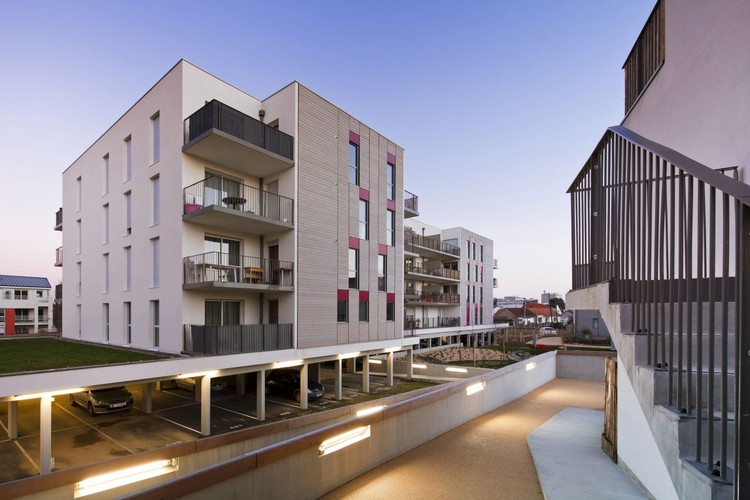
[378,243,388,255]
[349,131,360,145]
[359,188,369,201]
[387,293,395,303]
[386,199,396,211]
[349,236,360,249]
[387,153,396,164]
[359,291,369,301]
[338,289,349,301]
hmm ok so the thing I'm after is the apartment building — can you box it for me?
[0,275,52,334]
[567,1,749,498]
[403,218,496,349]
[59,60,411,363]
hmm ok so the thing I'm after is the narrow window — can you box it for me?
[386,301,395,321]
[472,242,476,260]
[337,291,348,322]
[124,136,132,181]
[151,237,160,287]
[151,175,160,225]
[76,219,81,254]
[386,162,395,201]
[480,244,484,262]
[151,112,160,164]
[103,303,109,342]
[124,302,132,344]
[378,254,386,291]
[76,176,82,212]
[125,191,132,234]
[124,246,132,291]
[76,305,82,338]
[349,142,359,185]
[103,253,109,293]
[103,204,109,243]
[76,262,81,297]
[349,248,359,289]
[475,265,479,282]
[151,300,160,348]
[359,297,369,322]
[359,199,368,239]
[103,154,109,195]
[386,209,395,246]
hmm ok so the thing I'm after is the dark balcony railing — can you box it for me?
[569,125,749,491]
[404,230,460,256]
[404,316,460,330]
[405,262,459,280]
[184,100,293,160]
[55,246,63,267]
[184,252,293,287]
[406,292,460,305]
[183,177,294,225]
[54,207,63,230]
[183,323,293,355]
[623,1,664,114]
[404,190,419,213]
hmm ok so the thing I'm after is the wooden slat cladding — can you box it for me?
[297,85,404,348]
[623,0,665,114]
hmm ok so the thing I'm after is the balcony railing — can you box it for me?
[54,246,63,267]
[184,252,293,287]
[569,125,749,489]
[404,190,419,215]
[183,177,294,225]
[404,230,460,256]
[54,207,62,231]
[406,292,460,305]
[183,323,293,355]
[184,100,293,160]
[404,316,460,330]
[623,0,664,114]
[405,262,460,281]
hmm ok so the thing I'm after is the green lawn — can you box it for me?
[0,338,166,374]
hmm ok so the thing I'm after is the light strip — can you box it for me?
[384,347,401,353]
[14,388,85,401]
[273,359,303,369]
[319,426,371,456]
[445,367,468,374]
[466,382,486,396]
[412,363,427,369]
[526,362,537,371]
[356,405,384,418]
[178,370,218,379]
[368,359,383,365]
[339,351,361,359]
[74,459,178,497]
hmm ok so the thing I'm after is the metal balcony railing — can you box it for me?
[569,125,749,490]
[184,100,294,160]
[183,177,294,225]
[623,1,664,114]
[405,292,460,304]
[184,252,293,287]
[405,262,459,280]
[404,190,419,213]
[183,323,293,355]
[54,207,62,231]
[404,316,460,330]
[404,230,460,257]
[55,246,63,267]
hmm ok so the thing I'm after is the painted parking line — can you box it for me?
[55,402,136,454]
[13,441,38,472]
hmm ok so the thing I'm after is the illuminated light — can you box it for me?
[412,363,427,369]
[339,352,361,360]
[273,360,303,369]
[384,347,400,353]
[526,362,537,371]
[368,359,383,365]
[466,382,486,396]
[356,405,384,418]
[74,459,178,497]
[319,426,371,456]
[178,370,218,379]
[445,367,468,374]
[14,388,85,401]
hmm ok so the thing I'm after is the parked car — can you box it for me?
[266,369,325,402]
[70,387,133,416]
[538,326,556,336]
[173,377,228,392]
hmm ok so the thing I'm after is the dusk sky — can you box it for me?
[0,0,655,300]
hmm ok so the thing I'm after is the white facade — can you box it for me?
[0,276,53,334]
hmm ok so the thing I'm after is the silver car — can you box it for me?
[70,387,133,416]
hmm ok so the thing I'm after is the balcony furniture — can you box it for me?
[222,196,246,210]
[245,267,264,284]
[184,203,202,214]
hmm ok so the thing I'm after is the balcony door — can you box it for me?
[205,300,240,326]
[204,235,240,266]
[204,173,241,208]
[264,180,279,220]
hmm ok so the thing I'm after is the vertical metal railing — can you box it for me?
[568,125,749,494]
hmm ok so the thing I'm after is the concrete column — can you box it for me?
[8,401,18,439]
[156,380,163,391]
[200,377,211,436]
[40,396,53,474]
[362,355,370,393]
[309,363,320,382]
[406,348,414,380]
[236,374,246,395]
[334,359,343,401]
[386,352,394,387]
[299,364,309,410]
[256,370,266,421]
[346,358,356,374]
[141,383,152,414]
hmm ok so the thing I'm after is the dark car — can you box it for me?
[266,369,325,402]
[70,386,134,416]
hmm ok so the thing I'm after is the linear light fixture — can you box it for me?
[412,363,427,369]
[368,359,383,365]
[74,459,178,497]
[319,426,371,456]
[466,381,486,396]
[14,388,85,401]
[445,367,468,374]
[178,370,218,379]
[273,359,303,369]
[339,351,361,360]
[526,362,537,371]
[384,347,401,353]
[356,405,384,418]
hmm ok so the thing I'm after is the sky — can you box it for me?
[0,0,656,300]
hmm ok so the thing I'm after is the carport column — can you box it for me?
[361,355,370,393]
[300,364,309,410]
[40,396,53,474]
[8,401,18,439]
[256,370,266,421]
[200,377,211,436]
[386,352,394,387]
[335,359,343,401]
[142,383,152,414]
[407,348,413,380]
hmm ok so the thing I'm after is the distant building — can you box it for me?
[494,296,530,309]
[540,291,561,305]
[0,275,53,334]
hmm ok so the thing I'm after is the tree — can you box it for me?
[549,297,566,311]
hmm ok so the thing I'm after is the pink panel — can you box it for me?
[349,131,360,145]
[359,188,369,201]
[349,236,360,249]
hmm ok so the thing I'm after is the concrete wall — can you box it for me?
[556,351,613,381]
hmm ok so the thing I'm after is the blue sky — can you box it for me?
[0,0,655,300]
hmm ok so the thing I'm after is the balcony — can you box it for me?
[183,252,293,292]
[623,1,664,114]
[54,246,63,267]
[183,100,294,177]
[404,229,460,259]
[493,259,498,269]
[405,262,460,284]
[404,190,419,218]
[183,323,293,356]
[183,178,293,234]
[54,207,62,231]
[405,292,460,306]
[404,316,460,330]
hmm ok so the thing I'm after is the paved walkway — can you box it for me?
[322,378,617,500]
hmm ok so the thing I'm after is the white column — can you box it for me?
[8,401,18,439]
[236,374,246,395]
[142,383,152,414]
[362,355,370,393]
[300,364,309,410]
[407,348,414,380]
[334,359,343,401]
[40,396,53,474]
[386,352,394,387]
[256,370,266,421]
[200,377,211,436]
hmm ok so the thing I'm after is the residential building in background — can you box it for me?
[0,275,52,334]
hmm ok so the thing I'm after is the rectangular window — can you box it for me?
[76,176,82,212]
[151,237,160,287]
[103,253,109,293]
[125,191,132,234]
[76,219,81,254]
[124,302,132,344]
[386,209,395,246]
[348,248,359,289]
[349,142,359,185]
[472,242,476,260]
[151,300,160,348]
[14,290,28,300]
[76,262,81,297]
[103,154,109,195]
[378,254,386,291]
[76,305,82,338]
[480,244,484,262]
[124,136,132,181]
[386,301,395,321]
[151,112,160,164]
[386,162,395,201]
[103,204,109,243]
[337,290,348,322]
[359,199,368,239]
[466,285,470,303]
[151,175,160,225]
[103,303,109,342]
[359,298,369,322]
[124,246,132,291]
[475,265,479,282]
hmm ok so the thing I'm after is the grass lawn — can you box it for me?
[0,338,166,374]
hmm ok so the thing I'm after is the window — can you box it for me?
[103,303,109,342]
[378,255,386,291]
[124,302,132,344]
[124,136,132,181]
[151,300,160,348]
[151,112,160,164]
[466,285,470,303]
[359,297,369,322]
[348,248,359,289]
[337,291,348,322]
[14,290,28,300]
[76,219,81,254]
[125,191,132,234]
[349,142,359,185]
[205,301,241,325]
[386,162,395,200]
[76,176,82,212]
[103,253,109,293]
[103,204,109,243]
[473,242,476,260]
[386,209,395,246]
[76,305,82,338]
[386,293,395,321]
[480,244,484,262]
[124,246,131,291]
[151,175,160,225]
[76,262,81,297]
[103,154,110,195]
[36,290,43,299]
[151,237,160,287]
[593,317,599,329]
[359,199,368,239]
[204,235,240,269]
[475,265,479,282]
